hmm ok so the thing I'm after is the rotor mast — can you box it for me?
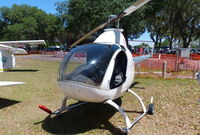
[107,15,120,29]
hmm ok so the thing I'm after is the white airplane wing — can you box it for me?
[133,55,151,64]
[11,48,27,54]
[0,44,13,50]
[0,81,25,87]
[0,40,46,45]
[0,44,27,54]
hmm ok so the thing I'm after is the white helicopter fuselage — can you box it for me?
[58,29,135,102]
[40,1,153,132]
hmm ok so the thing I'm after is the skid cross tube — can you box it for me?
[105,89,148,133]
[53,96,87,115]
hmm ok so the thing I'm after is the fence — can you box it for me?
[152,54,200,60]
[135,54,200,79]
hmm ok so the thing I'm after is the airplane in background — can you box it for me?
[0,40,46,46]
[0,40,46,72]
[0,40,45,87]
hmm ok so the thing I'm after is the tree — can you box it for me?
[3,24,25,40]
[145,0,171,49]
[55,0,149,46]
[146,0,200,49]
[161,39,169,47]
[136,43,150,48]
[174,0,200,48]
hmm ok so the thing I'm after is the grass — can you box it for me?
[0,57,199,135]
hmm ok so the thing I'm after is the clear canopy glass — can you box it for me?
[58,43,119,86]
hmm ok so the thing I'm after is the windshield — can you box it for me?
[58,43,119,86]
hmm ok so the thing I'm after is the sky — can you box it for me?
[0,0,152,41]
[0,0,59,14]
[137,32,151,41]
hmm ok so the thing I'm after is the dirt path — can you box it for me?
[16,54,63,62]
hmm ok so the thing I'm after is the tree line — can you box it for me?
[0,4,65,46]
[0,0,199,48]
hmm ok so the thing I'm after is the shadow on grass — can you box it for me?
[130,81,144,89]
[129,81,140,88]
[0,98,20,109]
[41,98,125,135]
[124,109,143,114]
[8,69,38,72]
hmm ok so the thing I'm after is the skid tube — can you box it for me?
[39,96,87,115]
[105,89,153,133]
[39,90,154,134]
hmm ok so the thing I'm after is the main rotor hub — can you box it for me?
[108,15,120,28]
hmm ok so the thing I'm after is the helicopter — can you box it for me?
[39,0,154,133]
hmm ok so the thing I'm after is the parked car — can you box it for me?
[191,48,200,54]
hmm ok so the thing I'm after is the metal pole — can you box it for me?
[162,61,167,79]
[193,61,196,79]
[137,64,141,76]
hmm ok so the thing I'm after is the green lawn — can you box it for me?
[0,57,199,135]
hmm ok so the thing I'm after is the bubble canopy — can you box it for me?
[58,43,120,86]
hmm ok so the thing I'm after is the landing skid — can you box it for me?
[39,97,87,115]
[105,89,154,134]
[53,97,87,115]
[39,89,154,134]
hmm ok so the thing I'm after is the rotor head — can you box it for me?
[108,15,120,28]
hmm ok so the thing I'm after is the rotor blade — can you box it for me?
[70,0,151,48]
[123,0,151,16]
[70,23,106,48]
